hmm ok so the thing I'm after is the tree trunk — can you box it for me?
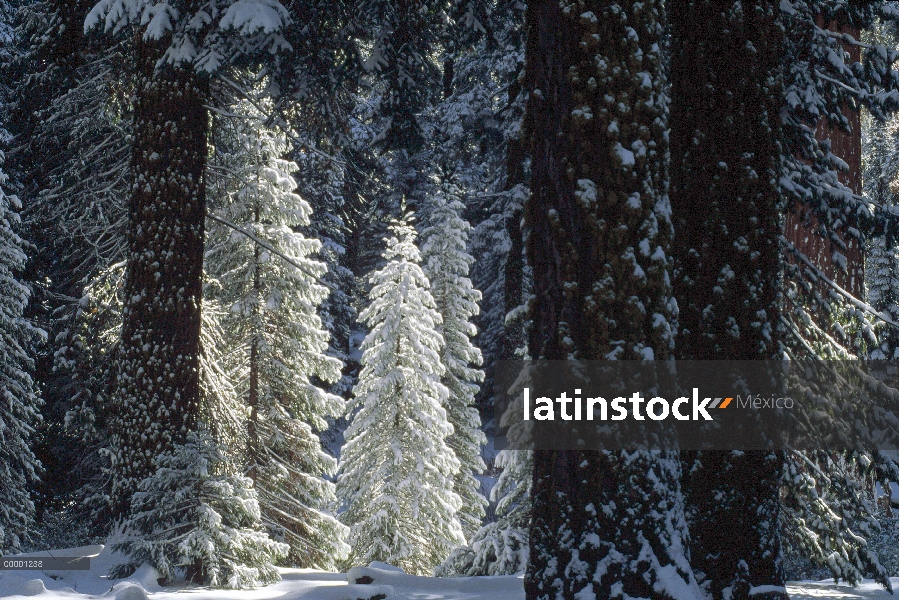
[108,36,209,517]
[523,1,695,598]
[500,76,527,364]
[784,18,863,298]
[668,2,787,599]
[247,340,260,483]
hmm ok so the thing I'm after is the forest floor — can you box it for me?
[0,546,894,599]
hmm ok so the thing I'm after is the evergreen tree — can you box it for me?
[293,144,358,398]
[437,448,532,577]
[522,1,697,599]
[865,127,899,360]
[84,0,292,516]
[421,189,487,540]
[109,430,288,588]
[205,94,349,569]
[427,0,529,414]
[352,0,447,277]
[864,22,899,359]
[668,2,788,598]
[0,165,43,553]
[778,3,899,589]
[337,217,464,575]
[779,1,899,358]
[14,0,131,534]
[780,450,892,589]
[270,0,362,399]
[426,1,534,575]
[357,0,443,152]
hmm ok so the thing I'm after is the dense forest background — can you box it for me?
[6,0,899,598]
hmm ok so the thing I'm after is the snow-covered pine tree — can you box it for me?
[421,188,487,541]
[0,159,43,553]
[522,1,697,599]
[109,430,288,587]
[265,0,363,400]
[83,0,292,516]
[780,449,891,588]
[426,1,534,576]
[205,94,349,569]
[437,445,532,577]
[779,1,899,358]
[777,3,899,589]
[14,0,132,535]
[293,144,357,398]
[865,116,899,358]
[864,22,899,359]
[426,0,529,414]
[668,2,788,598]
[337,216,464,575]
[358,0,442,153]
[351,0,447,281]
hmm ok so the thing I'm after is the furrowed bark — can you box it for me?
[108,35,210,517]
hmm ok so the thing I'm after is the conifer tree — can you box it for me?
[864,22,899,361]
[668,2,788,598]
[84,0,292,516]
[205,95,349,569]
[109,430,288,587]
[15,0,132,532]
[522,1,697,599]
[779,1,899,357]
[421,189,487,540]
[269,0,362,399]
[428,0,529,412]
[437,441,532,577]
[293,145,358,398]
[337,217,464,575]
[427,1,533,575]
[353,0,446,274]
[865,109,899,359]
[0,166,43,553]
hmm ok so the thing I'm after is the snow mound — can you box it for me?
[0,573,45,596]
[113,585,150,600]
[125,563,163,592]
[22,578,48,596]
[347,564,391,584]
[366,562,405,573]
[0,575,48,596]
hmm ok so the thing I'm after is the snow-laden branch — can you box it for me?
[815,69,866,97]
[205,213,337,292]
[780,235,899,328]
[216,75,349,165]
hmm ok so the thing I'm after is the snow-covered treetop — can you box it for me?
[84,0,292,72]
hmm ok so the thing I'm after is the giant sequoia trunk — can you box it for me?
[523,1,696,598]
[668,2,787,599]
[784,17,864,299]
[108,37,209,516]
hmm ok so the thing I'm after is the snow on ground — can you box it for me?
[0,549,523,600]
[788,581,897,599]
[0,547,896,599]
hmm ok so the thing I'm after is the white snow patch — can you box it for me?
[615,143,635,167]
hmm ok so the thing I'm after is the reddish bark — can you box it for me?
[784,19,864,297]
